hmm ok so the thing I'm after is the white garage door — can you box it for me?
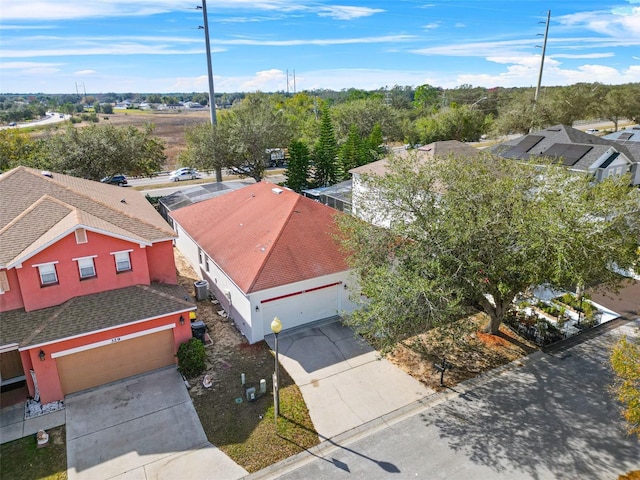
[261,284,339,337]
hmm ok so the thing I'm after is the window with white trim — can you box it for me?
[75,256,96,279]
[113,251,131,272]
[37,263,58,286]
[0,270,10,293]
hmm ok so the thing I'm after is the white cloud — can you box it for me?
[411,39,537,58]
[317,6,384,20]
[1,61,60,69]
[0,1,383,21]
[455,22,465,28]
[423,22,439,30]
[455,60,640,89]
[557,6,640,40]
[219,34,415,46]
[1,35,226,58]
[75,69,96,75]
[239,68,287,90]
[550,53,614,59]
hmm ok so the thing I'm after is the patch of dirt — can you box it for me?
[173,249,318,472]
[48,427,65,446]
[173,248,250,388]
[387,313,538,391]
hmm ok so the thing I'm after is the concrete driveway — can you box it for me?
[66,367,247,480]
[265,318,433,440]
[268,320,640,480]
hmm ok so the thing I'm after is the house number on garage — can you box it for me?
[111,337,121,344]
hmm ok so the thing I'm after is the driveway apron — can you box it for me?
[265,319,433,440]
[66,367,247,480]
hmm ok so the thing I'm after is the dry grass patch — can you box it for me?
[387,313,538,391]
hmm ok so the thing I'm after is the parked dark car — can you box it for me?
[100,175,128,186]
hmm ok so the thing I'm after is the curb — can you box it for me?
[243,349,548,480]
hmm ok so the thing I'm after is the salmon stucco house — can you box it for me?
[0,167,195,404]
[170,182,358,344]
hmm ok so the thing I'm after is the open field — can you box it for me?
[31,110,211,170]
[99,110,210,167]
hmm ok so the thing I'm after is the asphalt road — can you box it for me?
[0,112,68,130]
[268,322,640,480]
[138,173,285,197]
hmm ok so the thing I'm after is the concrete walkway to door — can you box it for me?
[66,367,247,480]
[265,318,434,440]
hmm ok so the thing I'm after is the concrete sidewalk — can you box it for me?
[0,399,66,444]
[265,318,433,440]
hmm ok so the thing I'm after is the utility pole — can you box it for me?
[199,0,217,126]
[534,10,550,103]
[197,0,221,181]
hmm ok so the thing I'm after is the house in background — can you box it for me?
[170,182,357,344]
[493,124,640,185]
[350,140,481,227]
[0,167,195,404]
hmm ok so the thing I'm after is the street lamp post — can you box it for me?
[271,316,282,424]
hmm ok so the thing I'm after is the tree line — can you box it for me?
[2,82,639,185]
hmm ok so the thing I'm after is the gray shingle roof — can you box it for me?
[0,284,194,348]
[0,167,176,267]
[492,125,638,171]
[350,140,480,176]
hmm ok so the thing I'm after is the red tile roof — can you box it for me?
[170,182,349,293]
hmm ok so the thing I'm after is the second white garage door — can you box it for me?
[261,284,339,337]
[56,328,176,395]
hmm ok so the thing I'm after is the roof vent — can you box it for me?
[41,171,53,178]
[272,187,283,195]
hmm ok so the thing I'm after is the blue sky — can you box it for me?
[1,0,639,94]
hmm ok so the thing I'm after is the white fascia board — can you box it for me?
[21,306,196,351]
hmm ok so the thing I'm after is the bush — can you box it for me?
[177,338,206,378]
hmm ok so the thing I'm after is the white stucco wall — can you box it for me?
[172,219,360,344]
[351,174,393,228]
[173,223,200,274]
[249,271,359,342]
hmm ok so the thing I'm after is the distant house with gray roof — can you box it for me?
[492,125,640,186]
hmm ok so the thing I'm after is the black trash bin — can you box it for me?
[191,320,207,343]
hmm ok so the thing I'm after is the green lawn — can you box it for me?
[0,425,67,480]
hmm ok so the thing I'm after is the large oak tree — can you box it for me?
[339,151,640,349]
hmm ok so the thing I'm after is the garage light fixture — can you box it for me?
[179,315,185,325]
[39,349,46,361]
[255,305,259,312]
